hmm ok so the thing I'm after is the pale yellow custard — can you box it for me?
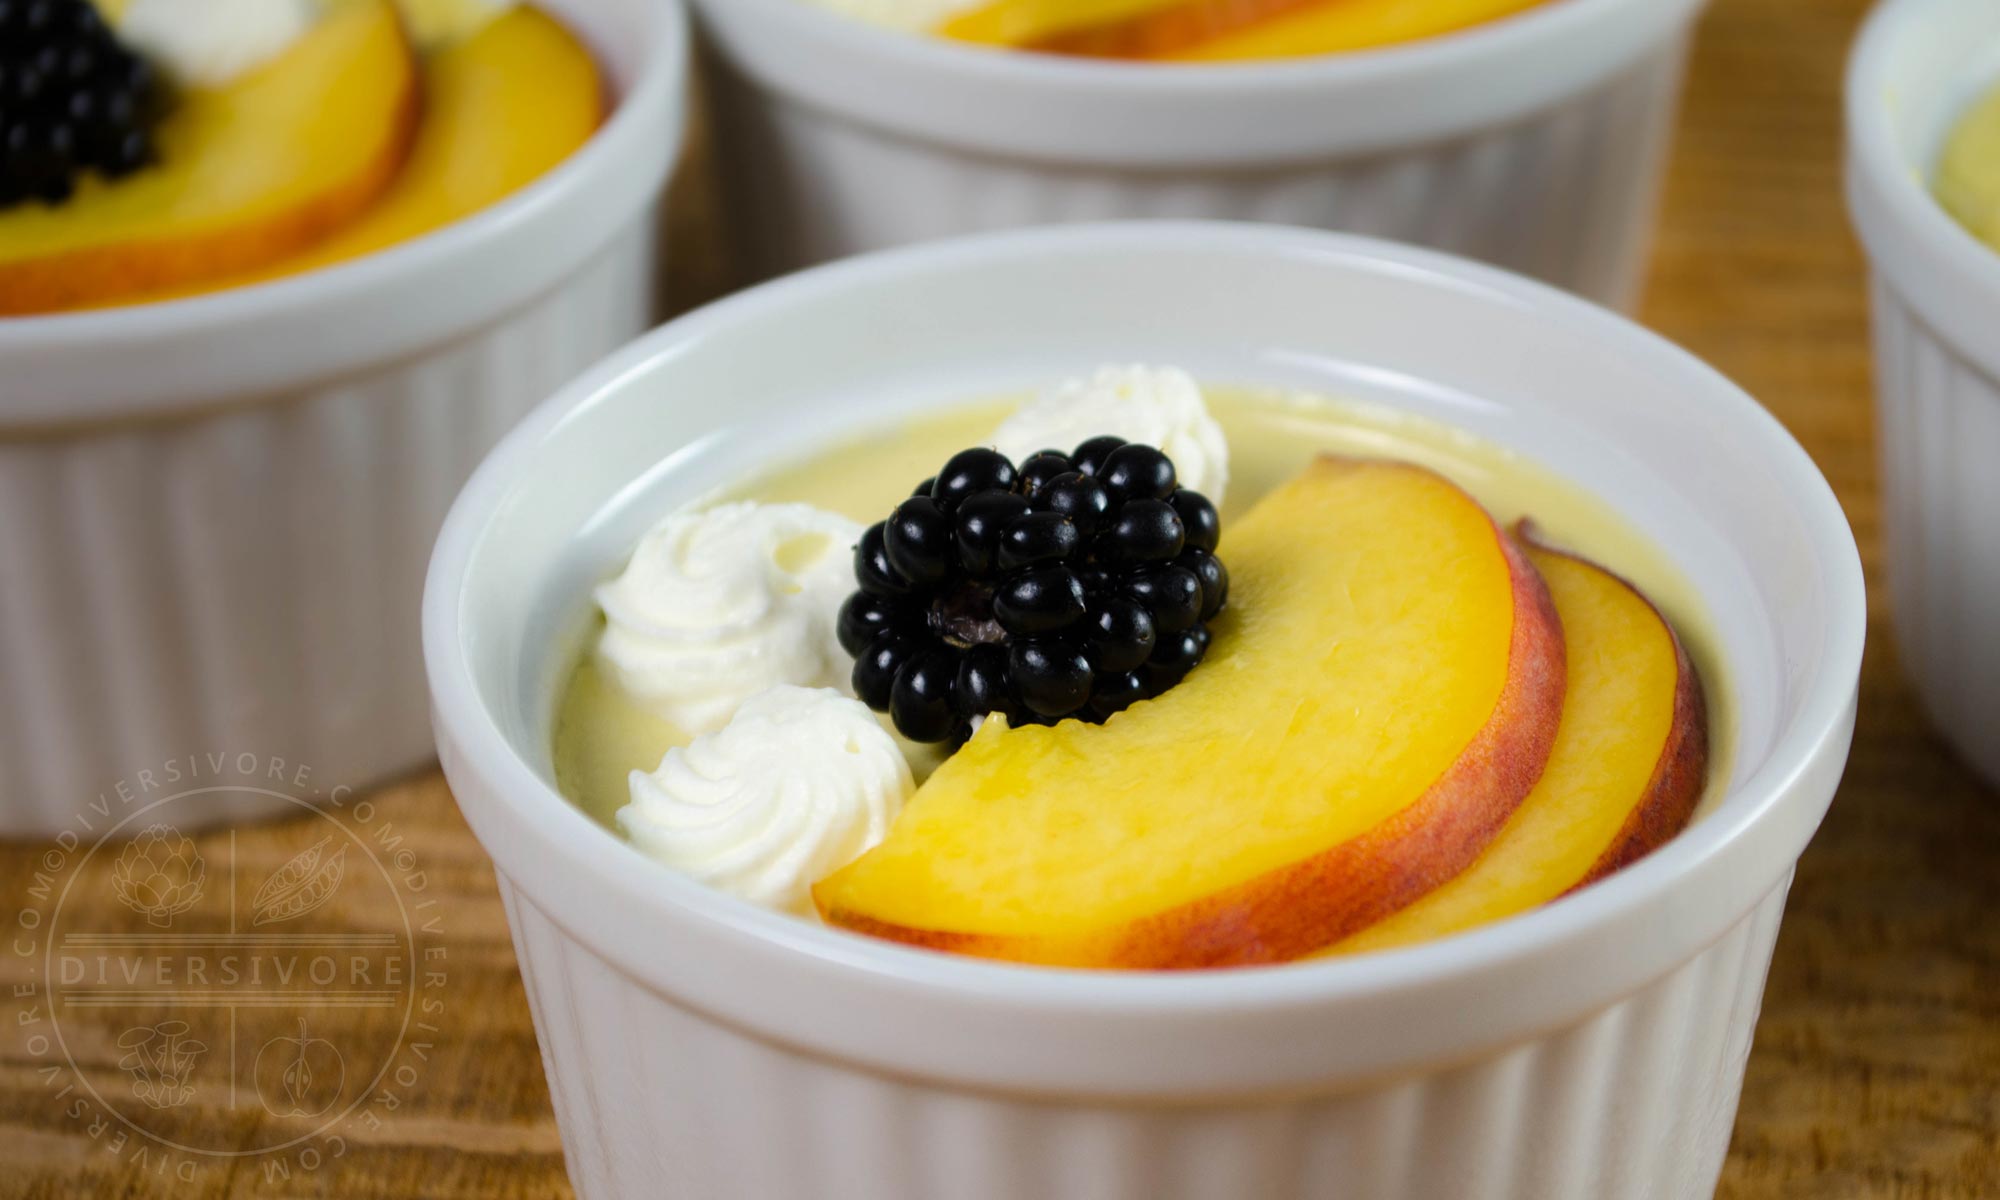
[555,387,1734,832]
[1938,78,2000,251]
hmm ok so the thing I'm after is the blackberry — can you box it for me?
[844,438,1230,743]
[994,566,1086,634]
[0,0,164,210]
[1016,450,1072,495]
[1035,471,1112,536]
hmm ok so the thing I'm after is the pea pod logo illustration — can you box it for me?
[250,836,347,926]
[255,1019,345,1119]
[111,826,205,927]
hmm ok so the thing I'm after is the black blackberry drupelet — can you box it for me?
[839,439,1229,743]
[0,0,163,209]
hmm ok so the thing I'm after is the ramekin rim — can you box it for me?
[0,1,687,361]
[424,220,1866,1013]
[1844,0,2000,329]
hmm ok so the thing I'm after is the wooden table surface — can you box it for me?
[6,0,1999,1194]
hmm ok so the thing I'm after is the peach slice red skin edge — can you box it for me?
[1510,523,1712,894]
[1556,554,1710,891]
[1026,0,1327,59]
[1572,654,1707,888]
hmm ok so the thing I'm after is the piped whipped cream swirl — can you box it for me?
[992,364,1230,504]
[118,0,316,87]
[595,502,861,737]
[619,686,912,913]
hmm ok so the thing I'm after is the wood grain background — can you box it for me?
[5,0,1999,1194]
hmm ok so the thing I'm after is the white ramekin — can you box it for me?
[0,0,688,836]
[687,0,1705,308]
[426,223,1864,1200]
[1847,0,2000,787]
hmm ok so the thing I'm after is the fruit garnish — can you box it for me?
[0,0,418,313]
[193,4,603,289]
[938,0,1178,50]
[815,458,1566,968]
[0,0,164,209]
[838,438,1229,744]
[940,0,1545,61]
[1321,530,1707,957]
[1162,0,1545,62]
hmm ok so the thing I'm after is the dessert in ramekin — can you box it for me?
[0,0,686,834]
[687,0,1705,307]
[552,364,1724,964]
[426,223,1864,1198]
[1846,0,2000,786]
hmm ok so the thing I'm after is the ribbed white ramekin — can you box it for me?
[688,0,1705,308]
[0,0,687,836]
[498,875,1791,1200]
[1846,0,2000,787]
[426,224,1865,1200]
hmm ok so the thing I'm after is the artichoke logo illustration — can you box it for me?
[111,825,205,926]
[116,1020,207,1109]
[255,1019,345,1118]
[250,836,346,926]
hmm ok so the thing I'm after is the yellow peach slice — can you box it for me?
[938,0,1181,50]
[1170,0,1546,62]
[1324,533,1708,957]
[232,5,604,279]
[942,0,1539,61]
[814,458,1566,969]
[0,0,418,315]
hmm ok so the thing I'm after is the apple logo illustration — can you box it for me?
[255,1019,345,1119]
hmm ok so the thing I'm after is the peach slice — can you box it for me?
[814,458,1566,969]
[937,0,1183,50]
[248,5,603,275]
[1167,0,1547,62]
[941,0,1541,61]
[0,0,419,315]
[1323,533,1708,958]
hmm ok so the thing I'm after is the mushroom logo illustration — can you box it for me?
[111,825,205,927]
[116,1020,207,1109]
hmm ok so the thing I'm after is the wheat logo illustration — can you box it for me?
[250,836,347,927]
[111,826,205,927]
[116,1020,206,1109]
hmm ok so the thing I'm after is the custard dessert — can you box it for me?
[0,0,603,314]
[1937,75,2000,252]
[556,366,1728,966]
[809,0,1549,61]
